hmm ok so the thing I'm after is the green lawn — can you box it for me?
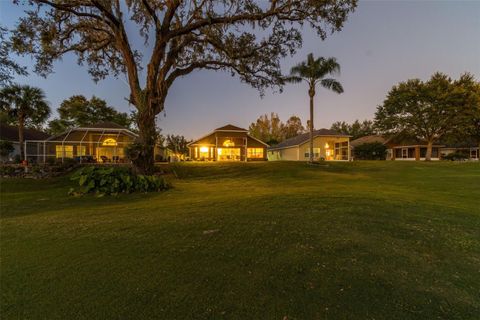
[1,161,479,319]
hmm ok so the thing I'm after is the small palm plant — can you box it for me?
[286,53,344,163]
[0,85,50,160]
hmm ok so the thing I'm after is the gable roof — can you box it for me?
[0,123,50,141]
[268,129,349,150]
[350,135,387,148]
[77,121,127,129]
[188,124,268,147]
[214,124,248,132]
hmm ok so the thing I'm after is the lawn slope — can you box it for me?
[1,162,479,319]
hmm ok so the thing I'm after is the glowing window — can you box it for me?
[223,139,235,147]
[56,145,73,158]
[77,146,86,156]
[102,138,117,146]
[247,148,264,158]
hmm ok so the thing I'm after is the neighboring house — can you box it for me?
[350,134,479,161]
[188,124,268,161]
[25,122,138,163]
[0,123,50,162]
[268,129,351,161]
[439,145,479,160]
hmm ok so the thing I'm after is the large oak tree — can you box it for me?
[375,72,478,161]
[10,0,356,173]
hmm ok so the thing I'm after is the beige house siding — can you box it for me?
[269,136,350,161]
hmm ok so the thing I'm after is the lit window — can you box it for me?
[77,146,86,156]
[102,138,117,146]
[304,148,320,158]
[56,145,73,158]
[223,139,234,147]
[247,148,264,158]
[199,146,209,158]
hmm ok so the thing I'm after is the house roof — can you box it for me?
[188,124,268,147]
[77,121,127,129]
[47,121,137,141]
[0,123,50,141]
[350,135,387,148]
[214,124,248,132]
[268,129,350,150]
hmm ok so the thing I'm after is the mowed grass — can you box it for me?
[1,161,479,319]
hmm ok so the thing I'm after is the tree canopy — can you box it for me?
[0,25,27,86]
[249,113,305,145]
[48,95,133,134]
[0,84,50,160]
[330,119,376,140]
[375,72,479,160]
[10,0,357,173]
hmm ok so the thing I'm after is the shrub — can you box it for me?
[69,166,171,196]
[0,140,14,157]
[442,151,469,161]
[354,142,387,160]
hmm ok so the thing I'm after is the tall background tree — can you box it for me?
[283,115,305,140]
[0,84,50,160]
[249,113,285,145]
[286,53,344,162]
[0,25,27,86]
[375,72,476,161]
[10,0,357,173]
[48,95,133,134]
[330,119,376,140]
[166,134,190,157]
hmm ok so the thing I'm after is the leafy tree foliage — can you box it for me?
[249,113,285,145]
[353,142,386,160]
[249,113,306,145]
[0,84,50,160]
[0,25,27,86]
[166,134,190,156]
[283,115,305,140]
[0,140,15,158]
[286,53,344,162]
[375,72,478,160]
[10,0,357,173]
[48,95,132,134]
[330,119,376,139]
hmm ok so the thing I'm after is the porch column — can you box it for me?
[347,139,351,161]
[415,146,420,161]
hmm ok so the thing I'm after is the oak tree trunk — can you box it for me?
[134,107,156,175]
[425,139,434,161]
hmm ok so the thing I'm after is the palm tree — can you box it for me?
[0,85,50,161]
[286,53,344,163]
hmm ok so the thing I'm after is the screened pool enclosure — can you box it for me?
[24,122,137,164]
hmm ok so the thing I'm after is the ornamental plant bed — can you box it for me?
[69,166,171,196]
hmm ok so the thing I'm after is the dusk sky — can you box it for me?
[1,1,479,139]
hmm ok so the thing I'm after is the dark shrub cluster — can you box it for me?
[69,166,171,196]
[442,151,469,161]
[354,142,387,160]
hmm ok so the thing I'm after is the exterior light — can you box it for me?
[200,146,209,153]
[325,143,330,149]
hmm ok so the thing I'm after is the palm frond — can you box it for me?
[283,76,303,84]
[320,78,344,94]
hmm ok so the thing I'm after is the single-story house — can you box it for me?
[188,124,268,161]
[268,129,351,161]
[24,122,138,163]
[350,134,479,161]
[0,123,50,162]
